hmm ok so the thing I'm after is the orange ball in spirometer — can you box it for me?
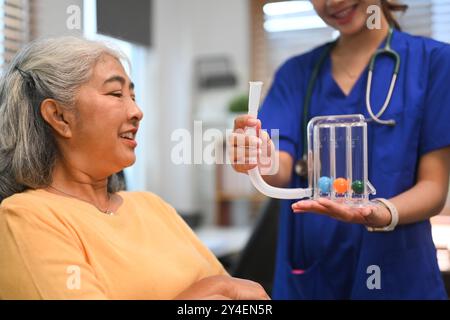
[333,178,349,194]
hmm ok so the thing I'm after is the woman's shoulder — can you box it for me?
[0,189,70,229]
[119,191,175,213]
[119,190,166,204]
[0,189,173,216]
[119,191,186,226]
[0,189,50,214]
[397,29,448,47]
[396,30,450,59]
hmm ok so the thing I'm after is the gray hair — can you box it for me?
[0,37,127,202]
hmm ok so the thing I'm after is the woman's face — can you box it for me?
[311,0,383,35]
[70,54,143,178]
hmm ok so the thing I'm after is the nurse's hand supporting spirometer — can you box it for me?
[291,198,392,228]
[292,147,450,227]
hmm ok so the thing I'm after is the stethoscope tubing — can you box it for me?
[296,26,400,177]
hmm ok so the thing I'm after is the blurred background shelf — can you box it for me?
[215,156,267,226]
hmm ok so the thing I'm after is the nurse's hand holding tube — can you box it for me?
[229,115,277,176]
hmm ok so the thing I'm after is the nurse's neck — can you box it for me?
[335,17,390,56]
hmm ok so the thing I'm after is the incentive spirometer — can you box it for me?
[246,82,376,206]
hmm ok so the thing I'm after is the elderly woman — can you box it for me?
[0,37,269,300]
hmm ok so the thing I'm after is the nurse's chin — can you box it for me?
[331,16,368,36]
[336,23,369,37]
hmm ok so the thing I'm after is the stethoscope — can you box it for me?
[294,26,400,178]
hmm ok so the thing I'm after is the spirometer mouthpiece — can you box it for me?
[246,82,312,200]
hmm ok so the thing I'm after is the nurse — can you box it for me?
[230,0,450,299]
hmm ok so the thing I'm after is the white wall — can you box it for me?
[32,0,83,38]
[189,0,250,87]
[152,0,250,216]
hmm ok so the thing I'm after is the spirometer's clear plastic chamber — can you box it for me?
[246,81,375,206]
[307,114,376,205]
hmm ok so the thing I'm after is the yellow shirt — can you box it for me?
[0,189,226,299]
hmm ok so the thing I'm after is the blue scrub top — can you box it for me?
[258,29,450,299]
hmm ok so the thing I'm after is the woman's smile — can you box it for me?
[330,4,358,25]
[119,128,138,148]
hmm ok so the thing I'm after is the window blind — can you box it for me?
[251,0,334,90]
[252,0,449,89]
[399,0,450,43]
[0,0,29,69]
[431,0,450,43]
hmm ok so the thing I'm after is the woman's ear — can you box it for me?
[40,99,74,138]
